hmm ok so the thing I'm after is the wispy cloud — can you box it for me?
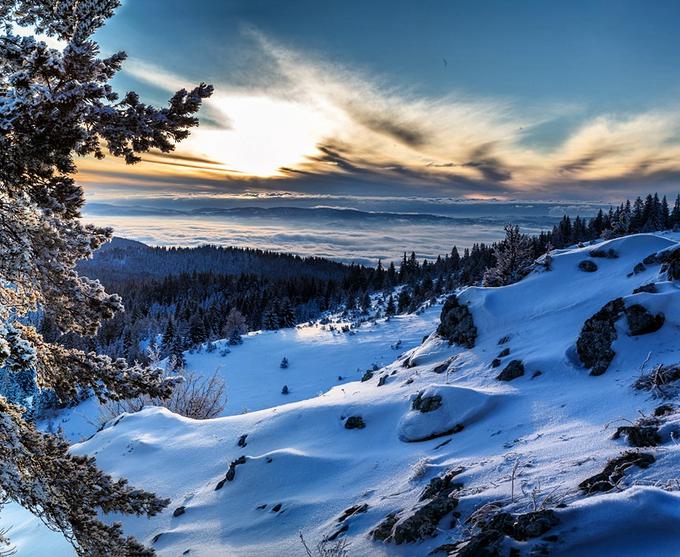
[78,30,680,201]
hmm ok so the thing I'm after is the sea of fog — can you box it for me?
[83,199,606,265]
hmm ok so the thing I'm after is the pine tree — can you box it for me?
[385,295,396,316]
[0,2,212,554]
[672,195,680,228]
[483,225,534,287]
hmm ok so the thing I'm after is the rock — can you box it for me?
[361,370,374,382]
[578,260,598,272]
[237,434,248,447]
[496,360,524,381]
[490,358,501,368]
[412,392,443,413]
[370,513,399,541]
[612,426,660,447]
[281,385,289,395]
[498,335,511,345]
[345,416,365,429]
[654,403,677,417]
[633,262,646,274]
[216,455,247,490]
[443,509,559,557]
[271,503,282,512]
[657,247,680,279]
[326,523,348,541]
[531,370,543,379]
[173,506,186,517]
[643,253,658,265]
[432,358,454,374]
[377,375,387,387]
[391,495,459,544]
[489,510,559,541]
[590,248,618,259]
[497,348,510,358]
[437,296,477,348]
[338,503,369,522]
[419,467,464,501]
[633,283,657,294]
[371,469,464,544]
[152,533,163,544]
[579,451,655,494]
[399,386,492,442]
[624,304,664,336]
[576,298,625,376]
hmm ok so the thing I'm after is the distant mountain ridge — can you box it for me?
[79,236,353,282]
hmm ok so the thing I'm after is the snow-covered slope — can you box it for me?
[11,232,680,556]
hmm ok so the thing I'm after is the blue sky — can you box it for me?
[76,0,680,204]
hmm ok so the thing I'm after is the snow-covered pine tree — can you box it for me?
[0,1,212,554]
[483,224,534,287]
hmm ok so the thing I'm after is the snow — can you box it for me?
[8,232,680,555]
[398,385,496,442]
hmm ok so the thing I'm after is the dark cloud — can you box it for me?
[461,143,512,182]
[342,102,429,147]
[558,147,620,175]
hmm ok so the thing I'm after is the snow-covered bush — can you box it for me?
[104,370,226,421]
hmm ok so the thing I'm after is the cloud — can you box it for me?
[77,30,680,201]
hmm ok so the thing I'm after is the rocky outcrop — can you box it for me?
[657,247,680,280]
[371,468,463,544]
[624,304,665,336]
[437,296,477,348]
[496,360,524,381]
[633,283,657,294]
[576,298,624,376]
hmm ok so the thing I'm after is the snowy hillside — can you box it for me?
[10,232,680,556]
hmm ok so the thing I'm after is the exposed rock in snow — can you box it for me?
[624,303,665,335]
[399,386,494,442]
[437,295,477,347]
[576,298,624,375]
[496,359,524,381]
[578,259,598,272]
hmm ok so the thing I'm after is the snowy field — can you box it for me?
[7,232,680,556]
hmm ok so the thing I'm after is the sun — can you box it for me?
[185,93,337,178]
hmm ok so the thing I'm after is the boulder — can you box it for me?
[344,416,365,429]
[576,298,625,376]
[624,304,664,336]
[496,360,524,381]
[437,296,477,348]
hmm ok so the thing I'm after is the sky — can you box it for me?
[68,0,680,207]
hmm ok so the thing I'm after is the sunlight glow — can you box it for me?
[185,94,338,177]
